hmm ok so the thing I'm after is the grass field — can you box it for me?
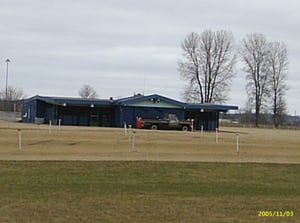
[0,121,299,163]
[0,121,299,222]
[0,161,299,223]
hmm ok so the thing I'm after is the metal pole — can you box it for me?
[124,122,127,136]
[49,120,52,134]
[13,103,16,122]
[215,128,219,144]
[5,58,10,100]
[132,131,136,152]
[128,125,132,141]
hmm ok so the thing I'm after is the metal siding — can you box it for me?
[122,107,135,127]
[22,100,37,123]
[22,102,29,123]
[115,107,122,127]
[118,107,129,127]
[79,116,89,126]
[185,110,219,131]
[21,102,29,123]
[36,100,47,120]
[45,107,54,123]
[62,115,74,125]
[96,107,115,127]
[58,106,90,126]
[30,101,36,123]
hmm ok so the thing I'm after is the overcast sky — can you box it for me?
[1,0,299,115]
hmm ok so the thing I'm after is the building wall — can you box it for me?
[185,110,219,131]
[22,100,37,123]
[22,97,224,130]
[57,106,115,126]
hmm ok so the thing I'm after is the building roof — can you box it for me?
[23,95,113,106]
[23,94,238,111]
[186,103,238,112]
[115,94,186,108]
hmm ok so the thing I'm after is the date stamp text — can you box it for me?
[258,210,294,217]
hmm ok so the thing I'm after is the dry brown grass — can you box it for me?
[1,121,299,222]
[1,120,299,163]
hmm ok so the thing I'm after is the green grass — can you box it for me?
[0,161,299,222]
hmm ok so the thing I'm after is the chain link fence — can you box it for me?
[0,100,22,122]
[0,111,21,122]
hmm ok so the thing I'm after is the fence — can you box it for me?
[0,111,21,122]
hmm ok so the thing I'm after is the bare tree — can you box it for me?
[240,33,270,127]
[0,86,25,111]
[0,86,25,101]
[178,30,236,103]
[268,41,288,127]
[78,84,98,99]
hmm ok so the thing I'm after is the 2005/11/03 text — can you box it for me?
[258,211,294,217]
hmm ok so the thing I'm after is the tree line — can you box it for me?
[178,31,288,128]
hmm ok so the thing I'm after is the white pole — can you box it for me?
[215,128,219,144]
[191,119,194,132]
[18,129,22,151]
[49,120,52,134]
[236,134,240,153]
[36,124,40,142]
[124,122,127,136]
[58,119,61,130]
[128,125,132,141]
[132,131,136,152]
[201,125,203,136]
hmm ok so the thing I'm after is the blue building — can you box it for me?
[22,94,238,130]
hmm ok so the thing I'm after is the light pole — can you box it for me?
[5,58,10,99]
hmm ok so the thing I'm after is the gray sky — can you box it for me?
[1,0,299,115]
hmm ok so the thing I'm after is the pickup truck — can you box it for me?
[138,114,192,131]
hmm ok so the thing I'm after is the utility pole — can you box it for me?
[5,58,10,100]
[4,58,11,112]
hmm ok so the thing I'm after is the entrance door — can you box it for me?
[90,111,99,126]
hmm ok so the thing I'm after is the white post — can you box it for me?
[58,119,61,130]
[191,119,194,132]
[128,125,132,141]
[124,122,127,136]
[215,128,219,144]
[132,131,136,152]
[18,129,22,151]
[36,123,40,142]
[201,125,203,136]
[49,120,52,134]
[236,134,240,153]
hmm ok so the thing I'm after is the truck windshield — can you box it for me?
[165,114,178,120]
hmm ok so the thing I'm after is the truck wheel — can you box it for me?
[150,124,158,130]
[182,125,189,131]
